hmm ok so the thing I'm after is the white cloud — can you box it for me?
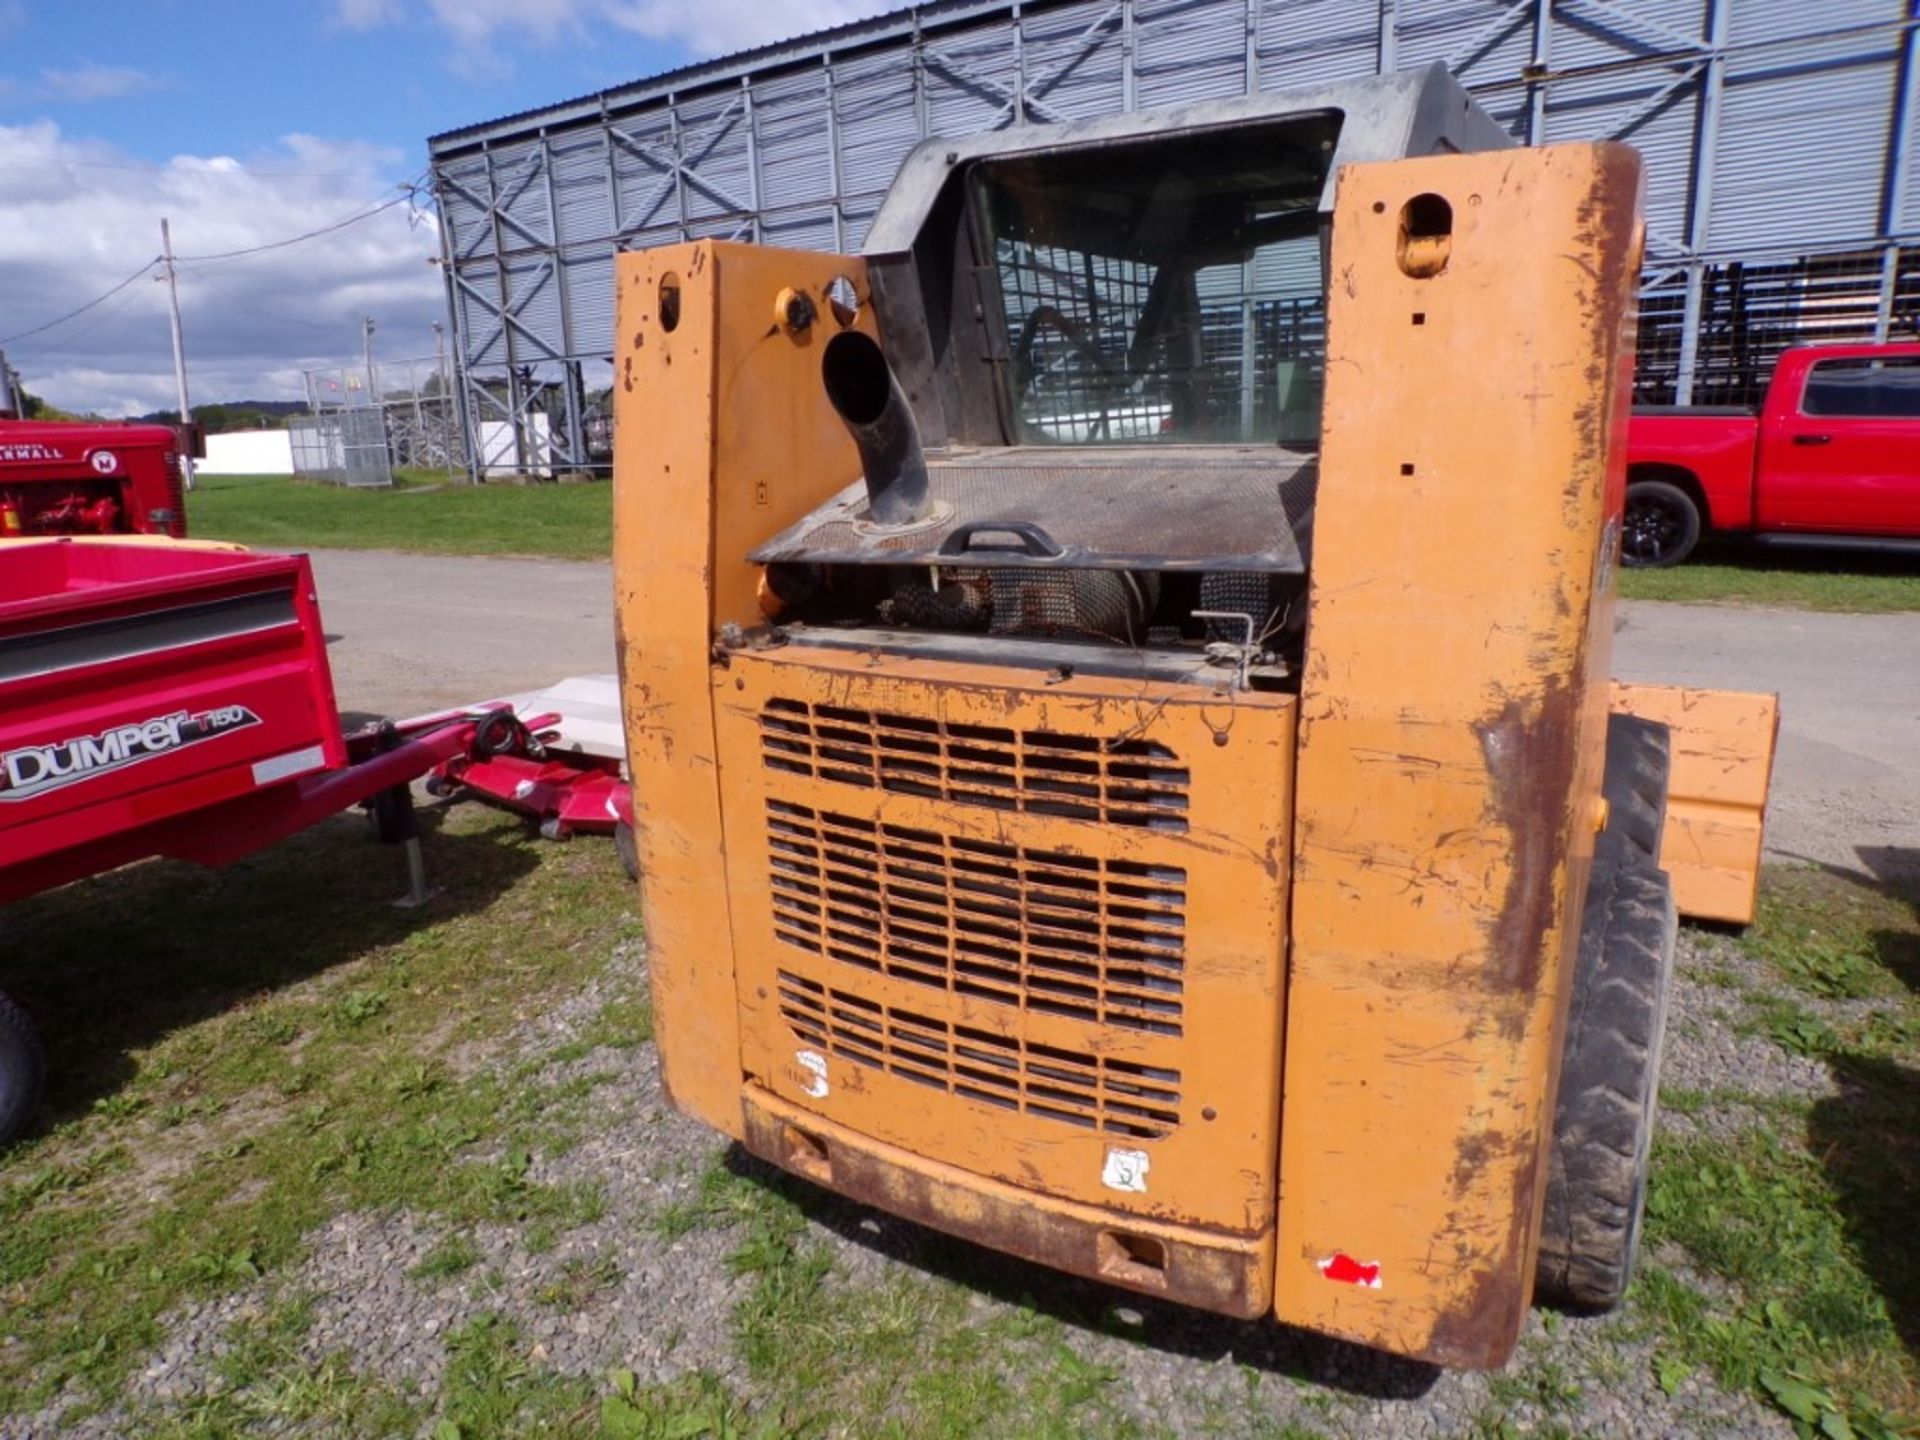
[0,123,443,417]
[331,0,405,29]
[601,0,905,58]
[39,63,169,103]
[332,0,900,73]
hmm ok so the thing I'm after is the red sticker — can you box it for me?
[1317,1252,1382,1288]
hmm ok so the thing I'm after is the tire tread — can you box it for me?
[0,990,46,1149]
[1536,717,1680,1313]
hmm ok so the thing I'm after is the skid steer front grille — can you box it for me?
[759,697,1189,831]
[776,969,1182,1138]
[766,800,1186,1034]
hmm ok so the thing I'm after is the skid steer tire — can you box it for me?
[0,990,46,1149]
[613,820,640,883]
[1597,713,1670,867]
[1535,860,1678,1312]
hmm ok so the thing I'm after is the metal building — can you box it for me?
[427,0,1919,479]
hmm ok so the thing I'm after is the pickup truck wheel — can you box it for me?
[1535,861,1678,1312]
[0,990,46,1148]
[1622,480,1701,568]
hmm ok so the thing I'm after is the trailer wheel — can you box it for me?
[1622,480,1700,568]
[614,820,640,882]
[0,990,46,1148]
[1536,860,1678,1312]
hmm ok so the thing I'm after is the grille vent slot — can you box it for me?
[767,801,1185,1034]
[760,698,1189,831]
[777,969,1181,1138]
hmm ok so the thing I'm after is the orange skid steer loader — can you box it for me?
[608,66,1777,1369]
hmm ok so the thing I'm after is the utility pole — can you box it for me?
[159,218,195,491]
[430,319,455,480]
[0,349,20,417]
[362,315,377,405]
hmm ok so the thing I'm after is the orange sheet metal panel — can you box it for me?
[612,241,882,1137]
[1610,682,1779,924]
[1277,145,1644,1368]
[740,1088,1273,1315]
[713,645,1293,1309]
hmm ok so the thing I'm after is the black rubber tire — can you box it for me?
[0,990,47,1149]
[613,820,639,882]
[1536,861,1679,1311]
[1622,480,1702,568]
[1597,714,1670,867]
[364,783,417,845]
[473,709,535,760]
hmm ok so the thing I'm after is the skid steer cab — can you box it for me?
[609,64,1778,1369]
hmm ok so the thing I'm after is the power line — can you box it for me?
[175,177,429,263]
[0,258,158,346]
[0,171,431,349]
[8,275,150,357]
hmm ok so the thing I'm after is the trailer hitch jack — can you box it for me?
[365,721,442,909]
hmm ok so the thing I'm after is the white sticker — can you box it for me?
[90,450,119,474]
[251,743,326,787]
[795,1049,829,1098]
[1101,1147,1150,1193]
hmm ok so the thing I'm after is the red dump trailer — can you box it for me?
[0,538,515,1144]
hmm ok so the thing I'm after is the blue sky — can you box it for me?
[0,0,896,414]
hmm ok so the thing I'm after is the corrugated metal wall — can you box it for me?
[429,0,1920,474]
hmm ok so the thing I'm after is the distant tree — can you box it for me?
[15,389,87,421]
[135,401,300,433]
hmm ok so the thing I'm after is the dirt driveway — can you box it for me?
[309,548,1918,880]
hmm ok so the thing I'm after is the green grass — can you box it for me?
[186,469,612,560]
[1638,864,1920,1438]
[1738,865,1919,1002]
[413,1235,485,1281]
[1619,543,1920,612]
[0,805,645,1420]
[145,1294,424,1438]
[654,1153,1157,1439]
[9,806,1918,1437]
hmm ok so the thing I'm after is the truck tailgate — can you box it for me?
[0,541,346,870]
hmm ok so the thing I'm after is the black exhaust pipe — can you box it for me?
[821,330,930,526]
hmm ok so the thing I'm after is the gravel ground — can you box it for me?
[18,930,1800,1440]
[1655,929,1838,1121]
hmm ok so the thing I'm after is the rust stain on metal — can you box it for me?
[1426,1147,1540,1368]
[1475,672,1580,998]
[1277,142,1641,1369]
[740,1092,1273,1317]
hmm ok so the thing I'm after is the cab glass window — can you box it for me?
[971,114,1340,446]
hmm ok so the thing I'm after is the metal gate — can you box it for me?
[289,410,394,489]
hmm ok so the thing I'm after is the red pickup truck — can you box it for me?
[1625,343,1920,566]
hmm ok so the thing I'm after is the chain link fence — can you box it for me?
[296,356,468,486]
[289,409,393,488]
